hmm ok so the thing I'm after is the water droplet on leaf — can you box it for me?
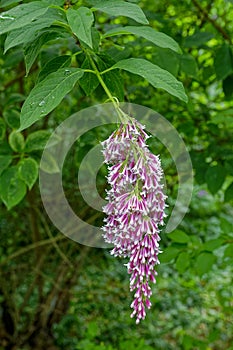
[39,100,45,107]
[64,69,71,76]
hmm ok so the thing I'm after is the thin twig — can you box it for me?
[35,207,74,268]
[0,235,65,267]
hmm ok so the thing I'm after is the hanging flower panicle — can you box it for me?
[101,117,167,324]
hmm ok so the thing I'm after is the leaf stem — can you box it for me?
[84,50,127,122]
[83,69,96,74]
[100,67,115,75]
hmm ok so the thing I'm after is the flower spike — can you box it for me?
[102,118,167,323]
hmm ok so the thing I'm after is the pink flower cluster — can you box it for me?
[101,118,167,324]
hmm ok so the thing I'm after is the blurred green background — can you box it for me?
[0,0,233,349]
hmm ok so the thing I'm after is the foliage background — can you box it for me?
[0,0,233,349]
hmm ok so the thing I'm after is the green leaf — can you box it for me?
[42,0,64,5]
[5,93,25,106]
[159,246,180,263]
[86,321,99,339]
[223,74,233,99]
[167,230,190,243]
[0,0,21,7]
[103,70,124,101]
[18,158,38,189]
[195,252,216,276]
[97,54,124,100]
[91,0,148,25]
[180,54,198,78]
[152,48,179,76]
[112,58,188,102]
[225,182,233,202]
[103,26,181,53]
[0,140,12,156]
[4,10,62,53]
[25,130,60,152]
[25,130,51,152]
[220,217,233,235]
[67,7,94,48]
[8,130,24,152]
[184,31,214,48]
[3,109,20,129]
[91,27,101,52]
[205,165,226,194]
[0,118,6,141]
[79,58,99,95]
[40,152,60,174]
[0,166,27,209]
[0,2,49,35]
[214,44,233,80]
[3,48,23,69]
[0,155,12,176]
[20,68,84,130]
[38,55,72,82]
[202,238,224,251]
[24,30,66,76]
[224,244,233,259]
[107,45,131,62]
[176,251,190,273]
[225,159,233,176]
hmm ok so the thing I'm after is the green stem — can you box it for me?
[83,69,96,74]
[100,67,115,75]
[84,50,127,122]
[88,54,117,104]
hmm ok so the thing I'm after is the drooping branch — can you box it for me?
[191,0,232,43]
[0,235,65,267]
